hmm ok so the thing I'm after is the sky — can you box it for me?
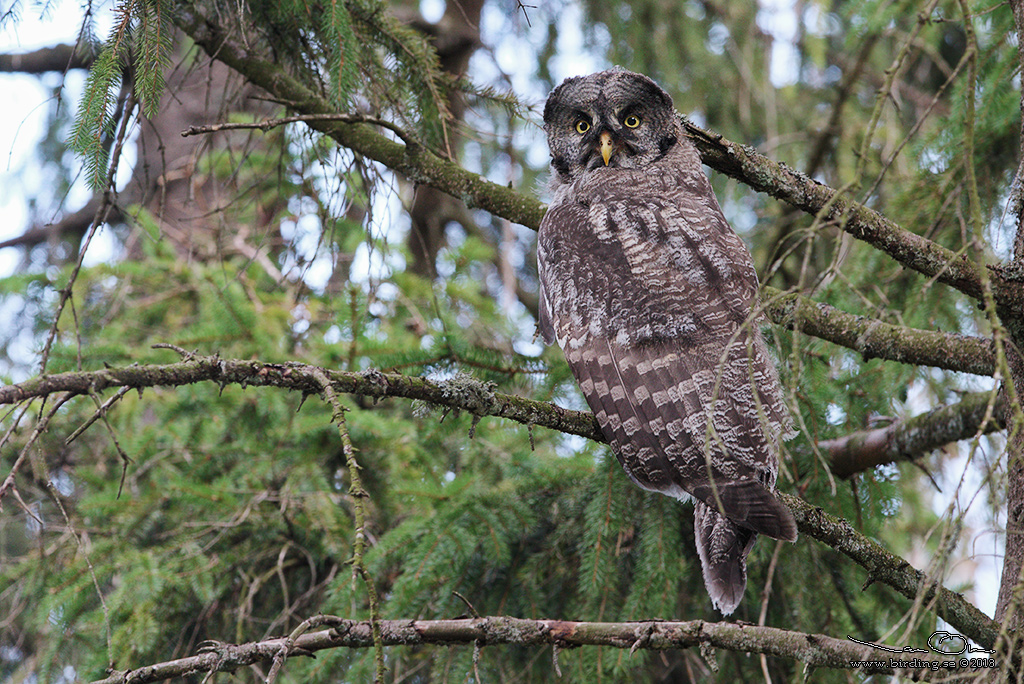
[1,6,99,275]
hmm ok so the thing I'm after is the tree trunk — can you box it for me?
[404,0,484,278]
[994,0,1024,660]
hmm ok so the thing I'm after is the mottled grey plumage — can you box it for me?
[537,69,797,615]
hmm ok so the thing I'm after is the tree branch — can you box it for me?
[0,355,999,473]
[822,391,1005,478]
[783,493,1000,652]
[763,286,995,376]
[310,368,386,681]
[0,198,118,251]
[0,355,603,443]
[0,44,94,73]
[86,614,962,684]
[683,121,999,305]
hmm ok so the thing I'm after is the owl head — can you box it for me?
[543,68,681,184]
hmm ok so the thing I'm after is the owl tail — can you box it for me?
[693,500,759,616]
[689,479,798,542]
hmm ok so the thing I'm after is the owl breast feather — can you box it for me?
[539,182,759,350]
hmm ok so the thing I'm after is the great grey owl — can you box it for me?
[537,69,797,615]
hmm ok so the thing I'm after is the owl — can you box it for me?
[537,69,797,615]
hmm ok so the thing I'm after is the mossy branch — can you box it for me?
[821,390,1005,478]
[2,355,999,468]
[310,368,386,682]
[762,286,995,376]
[0,44,96,73]
[683,121,1024,311]
[782,493,1000,652]
[0,355,603,443]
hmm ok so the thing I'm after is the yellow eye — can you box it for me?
[575,119,591,134]
[624,114,641,128]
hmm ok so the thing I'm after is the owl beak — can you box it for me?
[599,131,614,166]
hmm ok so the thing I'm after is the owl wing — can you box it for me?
[538,191,796,543]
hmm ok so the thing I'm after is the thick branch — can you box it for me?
[0,44,94,73]
[87,615,951,684]
[763,286,995,376]
[0,199,117,251]
[822,391,1005,478]
[0,356,998,470]
[684,122,991,303]
[173,5,546,232]
[783,493,1000,651]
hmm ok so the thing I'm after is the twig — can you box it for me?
[65,385,132,445]
[0,394,74,507]
[452,590,481,618]
[48,470,114,669]
[515,1,536,26]
[38,94,137,375]
[310,368,386,683]
[265,615,343,683]
[182,113,418,147]
[90,388,135,498]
